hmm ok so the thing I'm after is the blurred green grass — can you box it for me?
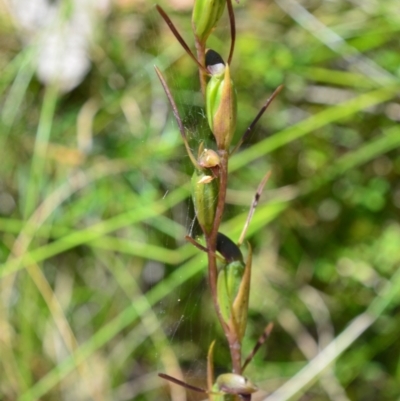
[1,0,400,400]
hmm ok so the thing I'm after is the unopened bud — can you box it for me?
[198,148,220,169]
[216,373,258,395]
[216,233,251,340]
[191,169,219,234]
[206,50,237,150]
[192,0,226,43]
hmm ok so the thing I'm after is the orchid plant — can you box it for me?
[155,1,282,399]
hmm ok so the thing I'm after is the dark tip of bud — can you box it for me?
[216,232,243,263]
[206,49,225,67]
[206,49,225,75]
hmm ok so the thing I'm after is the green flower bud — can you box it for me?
[216,233,252,341]
[216,373,258,395]
[216,232,243,263]
[191,169,219,234]
[206,50,237,150]
[198,148,220,169]
[232,246,252,340]
[217,260,244,322]
[198,148,220,180]
[192,0,226,43]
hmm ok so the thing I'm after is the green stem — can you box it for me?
[195,37,207,96]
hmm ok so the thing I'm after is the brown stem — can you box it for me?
[156,5,207,74]
[204,150,242,374]
[242,322,274,372]
[238,170,271,246]
[226,0,236,65]
[191,0,242,377]
[155,63,239,371]
[158,373,207,394]
[230,85,284,155]
[154,66,200,169]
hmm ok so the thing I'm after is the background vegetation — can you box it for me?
[1,0,400,400]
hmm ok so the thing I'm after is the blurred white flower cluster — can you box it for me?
[6,0,110,92]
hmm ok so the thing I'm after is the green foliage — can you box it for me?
[1,1,400,400]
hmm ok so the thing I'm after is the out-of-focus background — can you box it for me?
[1,0,400,400]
